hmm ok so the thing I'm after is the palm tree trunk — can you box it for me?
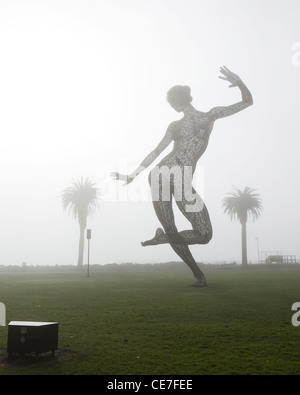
[77,226,85,267]
[241,221,248,266]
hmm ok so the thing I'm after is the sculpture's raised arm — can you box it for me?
[208,66,253,121]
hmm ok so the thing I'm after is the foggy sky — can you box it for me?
[0,0,299,266]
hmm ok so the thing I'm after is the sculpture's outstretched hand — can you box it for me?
[218,66,241,88]
[110,172,133,186]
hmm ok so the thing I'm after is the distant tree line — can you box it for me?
[0,261,299,274]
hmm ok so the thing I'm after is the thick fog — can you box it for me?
[0,0,299,266]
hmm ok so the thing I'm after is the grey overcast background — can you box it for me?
[0,0,299,266]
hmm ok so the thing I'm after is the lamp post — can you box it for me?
[87,229,91,277]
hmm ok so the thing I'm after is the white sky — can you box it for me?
[0,0,299,266]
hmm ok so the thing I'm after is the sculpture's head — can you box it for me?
[167,85,192,112]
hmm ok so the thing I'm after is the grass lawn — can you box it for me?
[0,269,299,375]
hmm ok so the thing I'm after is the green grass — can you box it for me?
[0,270,300,375]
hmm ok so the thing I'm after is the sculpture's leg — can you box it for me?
[141,228,168,246]
[150,198,207,287]
[174,187,213,245]
[141,227,212,246]
[142,183,212,246]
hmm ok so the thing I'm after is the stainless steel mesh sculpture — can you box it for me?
[111,66,253,287]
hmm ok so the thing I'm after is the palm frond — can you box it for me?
[61,177,100,222]
[222,186,263,223]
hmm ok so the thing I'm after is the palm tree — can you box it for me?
[222,186,263,266]
[62,178,99,268]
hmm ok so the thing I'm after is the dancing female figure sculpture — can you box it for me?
[111,66,253,287]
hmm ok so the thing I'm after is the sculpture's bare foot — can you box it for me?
[190,277,207,287]
[141,228,165,246]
